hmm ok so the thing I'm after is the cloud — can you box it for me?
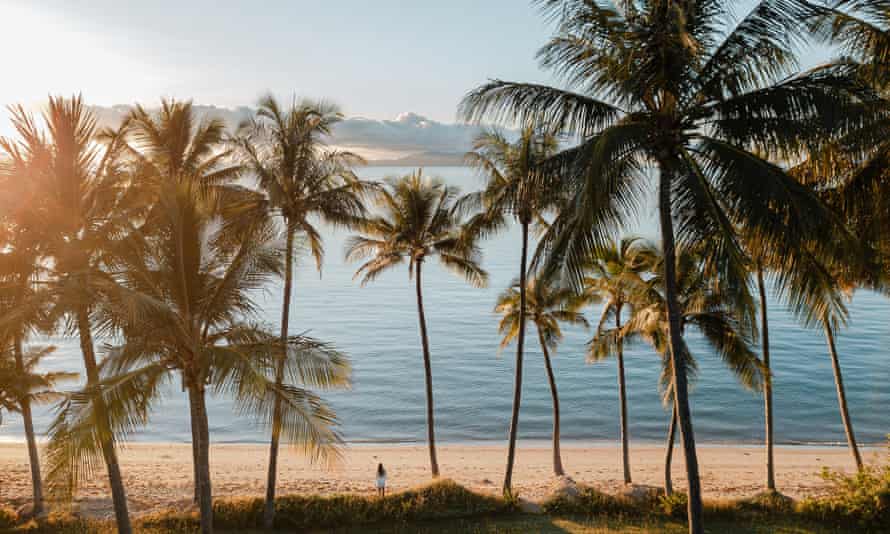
[87,105,485,161]
[331,112,484,158]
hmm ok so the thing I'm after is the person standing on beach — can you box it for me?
[376,463,387,497]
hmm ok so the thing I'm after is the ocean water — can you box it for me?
[1,166,889,447]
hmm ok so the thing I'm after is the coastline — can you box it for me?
[0,442,874,518]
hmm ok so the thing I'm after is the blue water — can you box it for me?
[1,166,888,446]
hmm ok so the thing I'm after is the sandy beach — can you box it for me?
[0,442,876,518]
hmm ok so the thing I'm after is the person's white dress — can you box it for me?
[376,473,386,490]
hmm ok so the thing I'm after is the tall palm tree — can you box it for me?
[591,245,764,495]
[0,96,135,532]
[464,126,559,494]
[753,260,778,491]
[495,277,588,477]
[123,98,248,506]
[0,345,74,515]
[582,237,657,485]
[232,94,371,528]
[460,2,870,529]
[347,170,488,478]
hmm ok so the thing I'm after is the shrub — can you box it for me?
[136,509,199,532]
[213,498,262,530]
[0,507,17,529]
[799,461,890,530]
[272,479,509,530]
[736,490,794,514]
[11,512,98,533]
[657,492,688,519]
[541,486,641,517]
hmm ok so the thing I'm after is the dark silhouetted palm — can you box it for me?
[347,170,487,478]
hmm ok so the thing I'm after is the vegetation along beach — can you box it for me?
[3,1,890,533]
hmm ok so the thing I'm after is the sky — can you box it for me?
[0,0,552,122]
[0,0,830,158]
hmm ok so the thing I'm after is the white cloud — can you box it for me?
[87,105,486,162]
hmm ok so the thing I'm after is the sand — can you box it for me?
[0,442,875,517]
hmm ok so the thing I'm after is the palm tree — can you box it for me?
[44,100,350,534]
[464,126,559,494]
[460,2,870,529]
[775,245,867,472]
[495,277,588,477]
[0,344,74,515]
[346,170,488,478]
[232,94,371,528]
[591,245,764,495]
[0,163,53,516]
[803,0,890,472]
[582,237,657,485]
[0,96,135,532]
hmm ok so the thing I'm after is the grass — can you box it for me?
[4,457,889,534]
[0,514,865,533]
[332,514,869,533]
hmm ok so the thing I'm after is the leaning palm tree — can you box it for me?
[581,237,657,485]
[0,344,74,515]
[495,277,588,477]
[775,242,868,472]
[460,2,871,529]
[232,94,371,528]
[0,96,135,532]
[347,170,487,478]
[592,245,763,495]
[464,126,559,494]
[803,0,890,472]
[0,173,54,516]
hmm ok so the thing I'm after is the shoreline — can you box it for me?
[1,442,876,518]
[0,437,881,449]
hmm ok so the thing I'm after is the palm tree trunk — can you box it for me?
[75,307,132,534]
[657,167,703,534]
[664,402,677,496]
[823,319,864,472]
[616,304,631,485]
[14,335,43,515]
[264,228,295,529]
[504,222,529,495]
[188,383,214,534]
[415,259,439,477]
[537,329,564,477]
[757,268,776,491]
[192,415,200,504]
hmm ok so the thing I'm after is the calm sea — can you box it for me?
[1,166,888,447]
